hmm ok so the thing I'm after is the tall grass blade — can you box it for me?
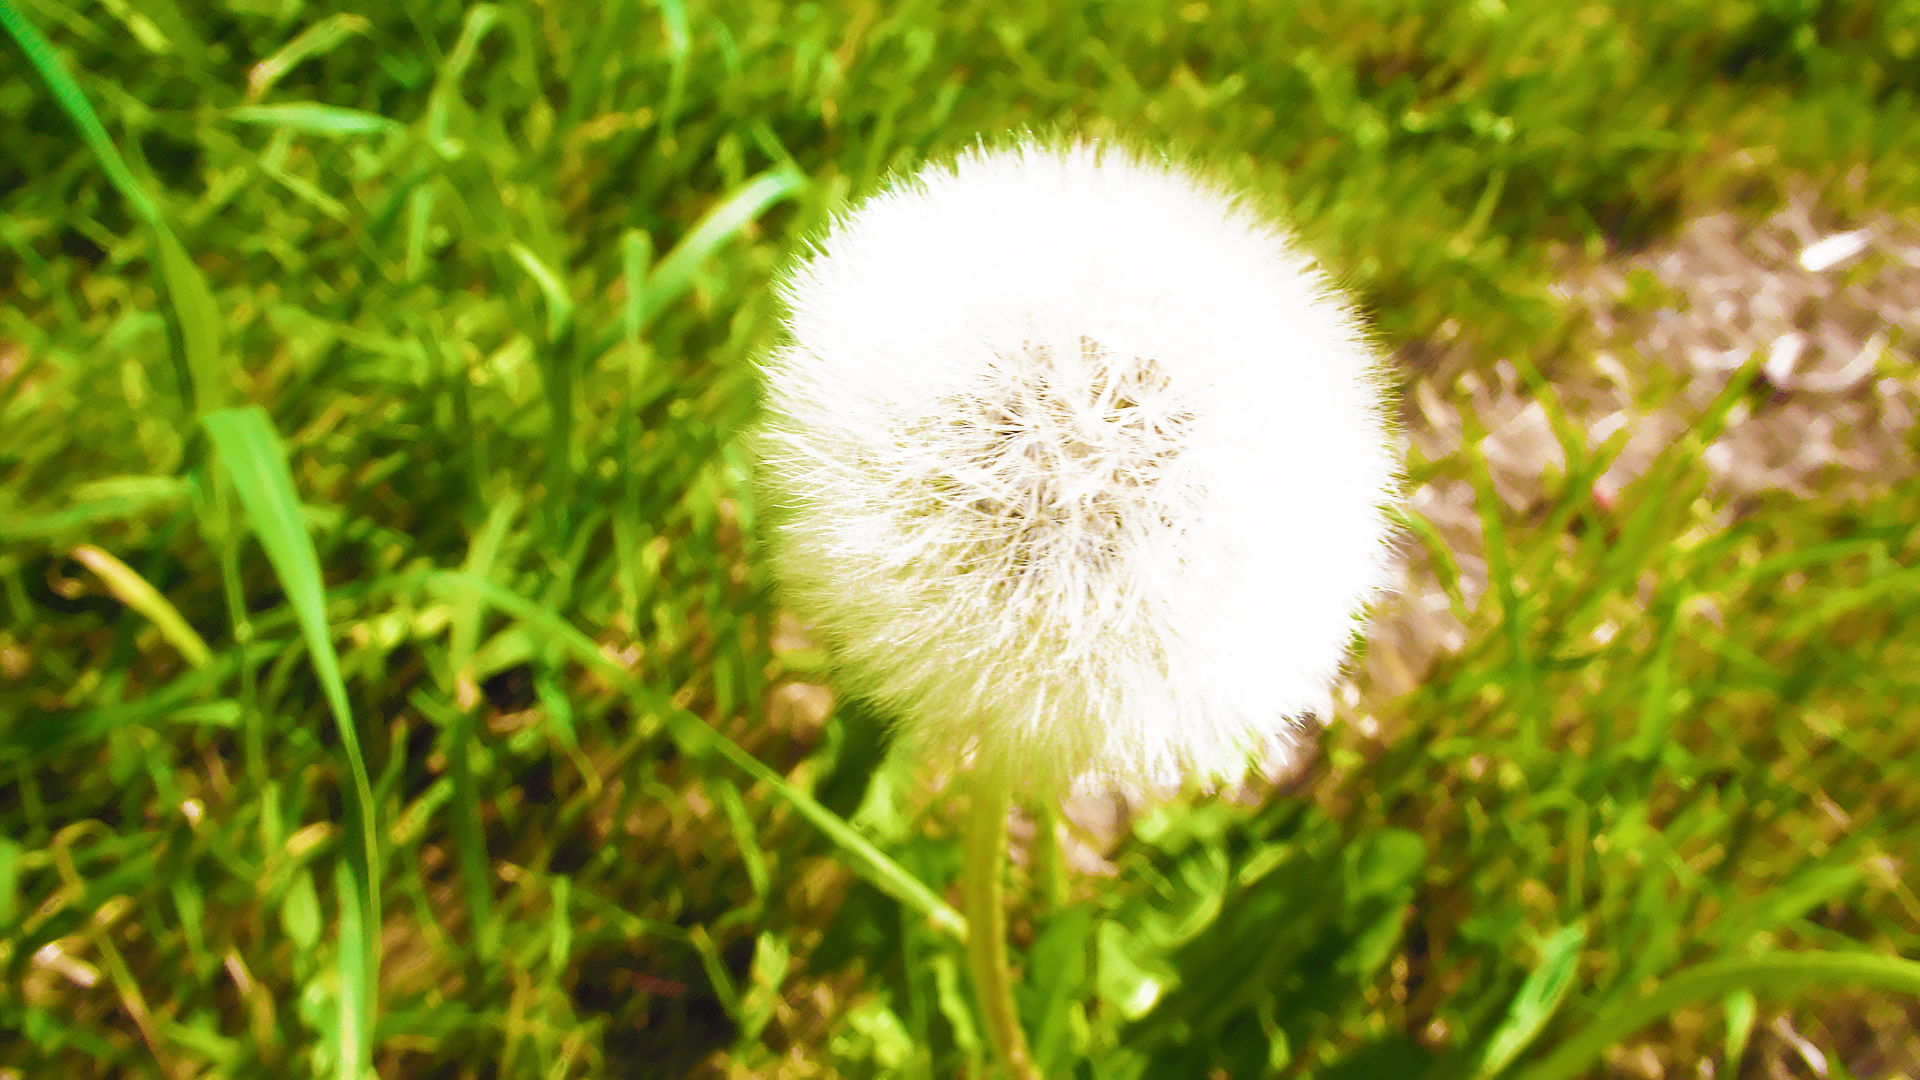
[1475,923,1586,1077]
[1514,952,1920,1080]
[70,544,213,669]
[246,14,372,99]
[202,406,379,1080]
[422,570,968,941]
[509,242,574,342]
[640,167,806,327]
[0,1,162,226]
[0,1,228,414]
[622,228,652,346]
[225,103,403,136]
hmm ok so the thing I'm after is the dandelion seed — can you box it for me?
[756,140,1402,799]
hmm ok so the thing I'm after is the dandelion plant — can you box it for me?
[756,140,1401,1077]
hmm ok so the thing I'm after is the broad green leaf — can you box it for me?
[932,951,984,1060]
[1029,908,1094,1074]
[1098,921,1171,1020]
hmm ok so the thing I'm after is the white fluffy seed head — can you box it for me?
[754,140,1402,799]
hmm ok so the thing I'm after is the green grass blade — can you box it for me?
[1457,388,1534,735]
[202,406,379,1080]
[1475,923,1586,1077]
[154,227,229,415]
[713,777,771,905]
[641,167,806,327]
[335,859,371,1080]
[622,228,652,346]
[1625,561,1685,762]
[244,13,371,98]
[1516,952,1920,1080]
[8,645,275,750]
[1,0,228,414]
[422,570,968,942]
[225,102,403,136]
[1723,989,1757,1069]
[1390,505,1471,626]
[0,0,162,226]
[508,242,574,341]
[0,489,186,542]
[70,544,213,669]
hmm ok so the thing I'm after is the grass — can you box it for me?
[2,0,1919,1077]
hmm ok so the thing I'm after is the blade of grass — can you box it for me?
[225,102,403,136]
[422,569,968,942]
[1390,505,1471,626]
[639,166,806,328]
[245,13,372,99]
[335,860,371,1080]
[0,0,227,414]
[202,406,378,1080]
[622,228,651,347]
[615,227,656,642]
[1563,355,1763,636]
[713,777,771,906]
[1723,990,1757,1070]
[1516,952,1920,1080]
[1474,922,1586,1077]
[8,642,283,751]
[0,1,162,225]
[441,492,523,963]
[70,544,212,669]
[0,486,187,542]
[1457,386,1537,746]
[1623,559,1685,763]
[508,242,573,342]
[48,825,178,1077]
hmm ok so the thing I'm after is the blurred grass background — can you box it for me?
[3,0,1920,1077]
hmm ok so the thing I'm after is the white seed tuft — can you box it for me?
[755,141,1402,797]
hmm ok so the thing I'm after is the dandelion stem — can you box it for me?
[963,770,1044,1080]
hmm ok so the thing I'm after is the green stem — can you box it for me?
[1031,797,1071,915]
[964,771,1043,1080]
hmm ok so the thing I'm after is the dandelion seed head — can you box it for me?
[756,141,1402,798]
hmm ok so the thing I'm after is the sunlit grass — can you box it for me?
[2,1,1918,1078]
